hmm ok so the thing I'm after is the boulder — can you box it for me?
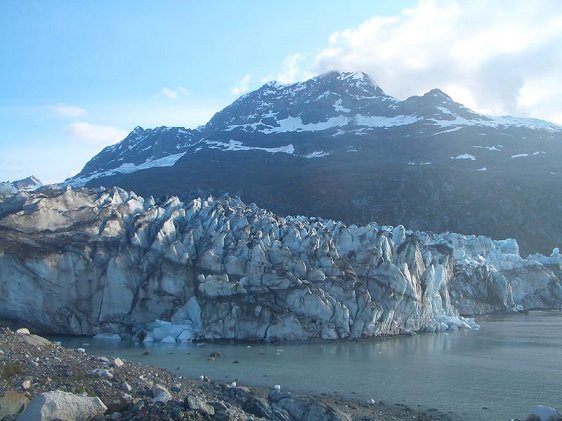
[152,384,172,403]
[17,390,107,421]
[185,395,215,416]
[0,391,29,419]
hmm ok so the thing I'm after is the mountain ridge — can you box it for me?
[65,71,562,255]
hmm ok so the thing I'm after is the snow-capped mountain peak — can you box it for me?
[68,70,562,198]
[0,175,43,195]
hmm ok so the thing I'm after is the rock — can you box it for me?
[17,390,107,421]
[242,395,273,418]
[105,393,133,414]
[21,334,52,348]
[16,328,30,335]
[271,394,352,421]
[91,368,114,380]
[526,405,562,421]
[76,348,86,353]
[185,395,215,416]
[0,391,29,419]
[21,379,32,390]
[120,382,132,392]
[152,384,172,403]
[113,357,125,368]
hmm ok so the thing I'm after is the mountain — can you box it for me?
[1,186,560,338]
[12,175,43,191]
[66,71,562,255]
[0,175,42,195]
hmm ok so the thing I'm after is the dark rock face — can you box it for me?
[0,186,560,340]
[65,71,562,256]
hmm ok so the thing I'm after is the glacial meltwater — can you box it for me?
[57,311,562,420]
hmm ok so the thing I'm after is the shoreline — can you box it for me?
[0,327,455,420]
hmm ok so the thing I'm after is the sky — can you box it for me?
[1,0,561,184]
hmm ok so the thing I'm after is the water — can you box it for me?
[57,311,562,420]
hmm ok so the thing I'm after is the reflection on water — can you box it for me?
[57,311,562,421]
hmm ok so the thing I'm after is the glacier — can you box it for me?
[0,186,560,342]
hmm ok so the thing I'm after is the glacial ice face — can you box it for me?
[0,186,560,341]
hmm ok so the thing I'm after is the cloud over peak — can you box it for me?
[231,74,252,95]
[65,122,128,147]
[273,0,562,124]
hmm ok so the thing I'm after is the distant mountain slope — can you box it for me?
[66,71,562,255]
[0,175,42,195]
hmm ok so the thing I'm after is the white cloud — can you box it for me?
[262,53,316,85]
[161,87,178,99]
[65,122,128,147]
[51,103,87,118]
[231,74,252,95]
[160,86,191,99]
[300,0,562,124]
[273,53,305,84]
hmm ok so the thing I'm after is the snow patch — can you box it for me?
[333,99,351,113]
[432,127,462,136]
[473,145,501,151]
[431,114,561,132]
[204,139,295,155]
[68,152,186,186]
[354,114,420,127]
[408,161,432,166]
[265,115,350,133]
[303,151,330,159]
[451,154,476,160]
[227,113,419,134]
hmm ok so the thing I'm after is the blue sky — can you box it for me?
[1,0,561,183]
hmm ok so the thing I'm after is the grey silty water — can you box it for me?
[58,311,562,420]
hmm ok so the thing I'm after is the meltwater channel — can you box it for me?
[58,311,562,420]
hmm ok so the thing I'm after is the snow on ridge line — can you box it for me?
[430,114,562,132]
[67,152,186,186]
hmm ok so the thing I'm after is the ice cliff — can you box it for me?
[0,187,560,341]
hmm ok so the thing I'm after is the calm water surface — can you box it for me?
[58,311,562,420]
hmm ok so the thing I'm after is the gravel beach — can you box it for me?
[0,327,454,420]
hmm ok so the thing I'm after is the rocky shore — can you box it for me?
[0,328,456,420]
